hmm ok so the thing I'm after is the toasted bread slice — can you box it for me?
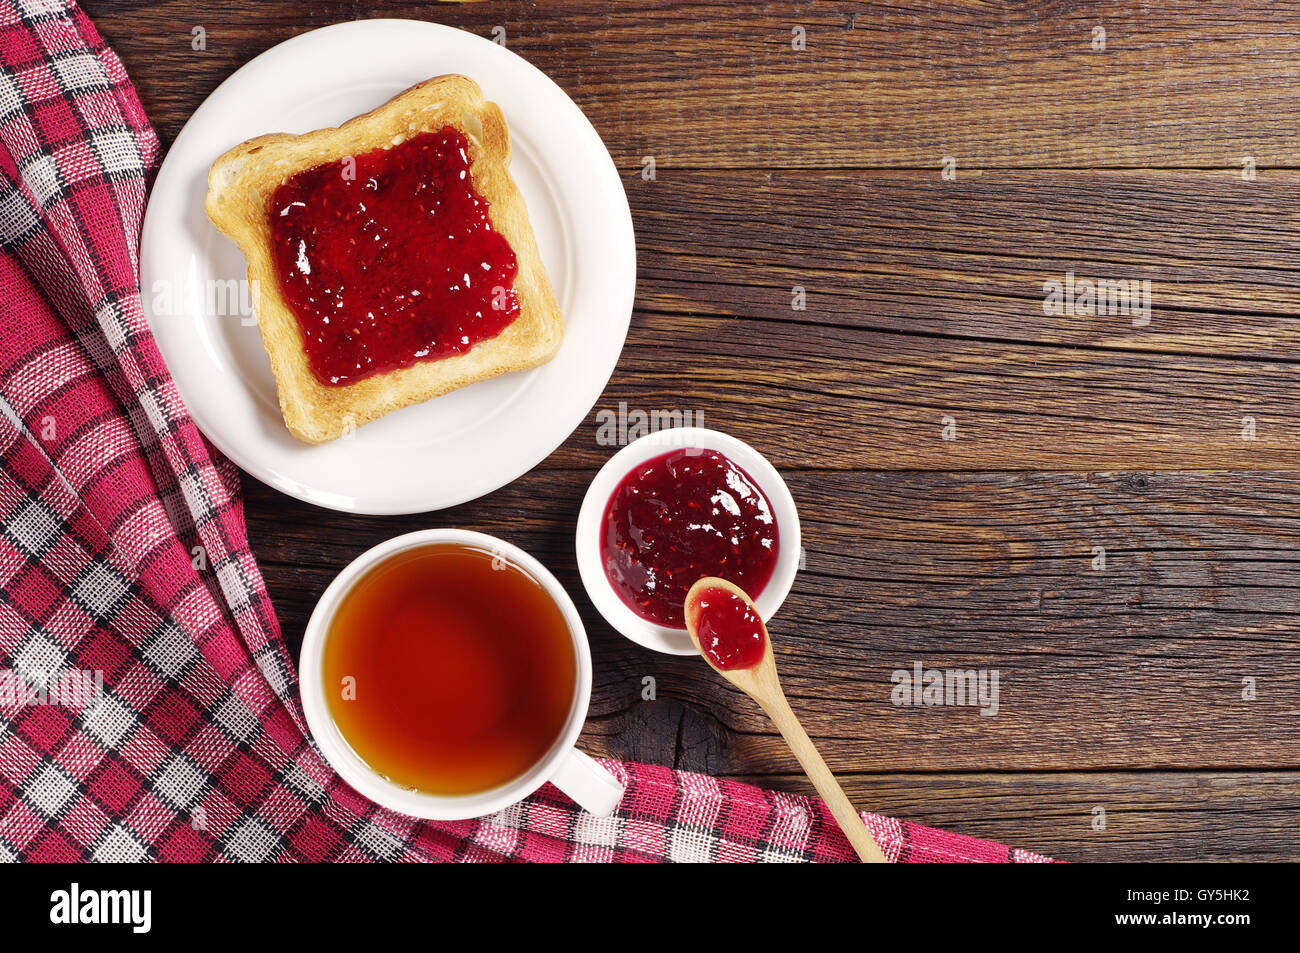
[204,75,563,444]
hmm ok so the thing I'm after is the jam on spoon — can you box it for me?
[690,584,767,670]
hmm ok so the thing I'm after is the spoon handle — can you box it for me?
[760,690,887,863]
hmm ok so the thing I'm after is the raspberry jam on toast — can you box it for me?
[268,127,521,386]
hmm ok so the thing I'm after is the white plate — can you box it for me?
[141,20,635,514]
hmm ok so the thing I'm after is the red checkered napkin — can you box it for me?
[0,0,1052,863]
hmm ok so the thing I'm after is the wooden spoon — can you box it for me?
[684,576,887,863]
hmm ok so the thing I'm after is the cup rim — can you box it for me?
[299,528,591,820]
[575,427,801,655]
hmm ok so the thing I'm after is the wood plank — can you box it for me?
[736,771,1300,861]
[599,167,1300,470]
[597,310,1300,471]
[633,169,1300,341]
[83,0,1300,169]
[244,468,1300,773]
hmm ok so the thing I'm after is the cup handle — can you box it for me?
[549,748,625,816]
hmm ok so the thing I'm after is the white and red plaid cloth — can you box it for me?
[0,0,1052,863]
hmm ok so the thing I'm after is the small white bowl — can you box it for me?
[575,427,801,655]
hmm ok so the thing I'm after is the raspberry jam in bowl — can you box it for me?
[601,449,778,628]
[576,428,801,656]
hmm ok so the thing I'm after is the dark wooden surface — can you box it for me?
[85,0,1300,861]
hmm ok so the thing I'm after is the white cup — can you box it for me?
[300,528,625,820]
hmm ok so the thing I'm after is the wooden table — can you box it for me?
[87,0,1300,861]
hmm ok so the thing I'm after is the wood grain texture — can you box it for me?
[607,168,1300,471]
[77,0,1300,860]
[754,771,1300,862]
[83,0,1300,169]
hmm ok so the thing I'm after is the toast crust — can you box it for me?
[204,75,563,444]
